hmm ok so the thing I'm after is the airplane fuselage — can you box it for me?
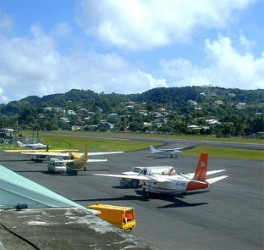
[141,176,208,195]
[142,180,187,194]
[153,148,182,158]
[161,149,182,158]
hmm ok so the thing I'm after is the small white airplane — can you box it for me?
[17,140,48,150]
[149,145,194,158]
[120,166,176,188]
[93,152,228,197]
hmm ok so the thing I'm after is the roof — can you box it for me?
[0,164,95,212]
[0,207,152,249]
[88,203,134,211]
[0,164,153,249]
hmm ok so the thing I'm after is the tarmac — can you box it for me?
[0,137,263,250]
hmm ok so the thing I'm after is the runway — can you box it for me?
[0,145,263,250]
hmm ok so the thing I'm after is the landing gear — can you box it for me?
[66,167,78,176]
[129,179,139,188]
[142,188,155,199]
[144,191,156,199]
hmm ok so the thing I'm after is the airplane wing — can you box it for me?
[5,149,78,153]
[175,145,196,151]
[92,173,151,181]
[92,173,172,182]
[87,159,107,163]
[180,169,226,179]
[122,171,139,175]
[206,175,228,184]
[20,151,123,157]
[62,159,108,163]
[88,151,124,156]
[21,151,69,157]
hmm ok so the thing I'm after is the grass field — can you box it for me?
[2,131,263,161]
[183,146,264,161]
[43,130,264,144]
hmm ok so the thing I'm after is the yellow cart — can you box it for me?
[88,203,136,231]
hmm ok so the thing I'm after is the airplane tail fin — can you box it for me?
[187,153,228,191]
[186,153,209,191]
[207,175,228,184]
[17,141,25,147]
[150,145,158,153]
[192,152,208,182]
[81,144,88,164]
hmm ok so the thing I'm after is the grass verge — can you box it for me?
[3,131,263,161]
[184,146,264,161]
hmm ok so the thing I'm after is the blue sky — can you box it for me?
[0,0,263,103]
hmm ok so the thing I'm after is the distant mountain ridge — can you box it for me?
[0,86,263,115]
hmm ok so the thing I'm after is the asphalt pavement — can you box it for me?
[0,142,263,250]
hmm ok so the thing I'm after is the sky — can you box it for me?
[0,0,263,104]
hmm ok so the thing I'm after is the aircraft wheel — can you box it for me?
[146,192,154,198]
[130,179,139,188]
[73,170,78,176]
[66,168,78,176]
[143,191,152,198]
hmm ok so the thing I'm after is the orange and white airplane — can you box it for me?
[93,153,227,197]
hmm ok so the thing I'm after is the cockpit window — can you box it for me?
[55,162,64,166]
[133,167,141,173]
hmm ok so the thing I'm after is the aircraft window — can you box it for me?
[134,167,141,173]
[55,162,63,166]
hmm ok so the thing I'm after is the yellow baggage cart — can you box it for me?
[88,203,136,231]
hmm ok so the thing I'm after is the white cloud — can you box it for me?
[0,25,166,103]
[76,0,255,50]
[0,0,261,104]
[239,33,256,50]
[0,8,13,32]
[160,35,264,89]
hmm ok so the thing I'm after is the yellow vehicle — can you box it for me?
[88,203,136,231]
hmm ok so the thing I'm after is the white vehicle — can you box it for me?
[47,158,67,173]
[119,166,176,188]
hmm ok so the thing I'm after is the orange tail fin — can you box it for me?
[192,152,208,182]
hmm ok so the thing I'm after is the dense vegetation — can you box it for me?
[0,86,263,137]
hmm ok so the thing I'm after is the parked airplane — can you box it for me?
[149,145,194,158]
[93,153,227,197]
[119,166,176,188]
[20,145,123,162]
[17,140,48,150]
[47,145,108,175]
